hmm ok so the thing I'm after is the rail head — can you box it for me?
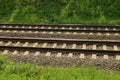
[0,37,120,43]
[0,23,120,27]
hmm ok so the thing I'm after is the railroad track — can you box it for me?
[0,24,120,33]
[0,24,120,40]
[0,37,120,60]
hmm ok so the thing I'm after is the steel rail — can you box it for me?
[0,46,119,54]
[0,23,120,27]
[0,37,120,43]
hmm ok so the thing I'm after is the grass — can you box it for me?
[0,55,120,80]
[0,0,120,24]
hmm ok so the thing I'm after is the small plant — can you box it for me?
[0,55,120,80]
[0,0,120,24]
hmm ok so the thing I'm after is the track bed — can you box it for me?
[0,24,120,70]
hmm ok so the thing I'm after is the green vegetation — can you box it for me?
[0,0,120,24]
[0,55,120,80]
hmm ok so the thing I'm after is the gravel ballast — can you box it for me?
[7,54,120,71]
[0,32,120,40]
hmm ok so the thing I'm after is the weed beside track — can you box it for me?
[0,55,120,80]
